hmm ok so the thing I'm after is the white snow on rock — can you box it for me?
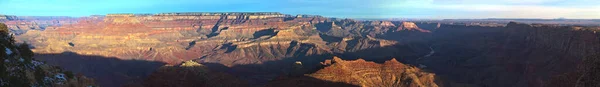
[32,60,43,66]
[43,77,53,82]
[5,48,11,55]
[54,73,67,84]
[55,73,66,81]
[28,60,44,70]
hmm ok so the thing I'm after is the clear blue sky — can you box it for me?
[0,0,598,19]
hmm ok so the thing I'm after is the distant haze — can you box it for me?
[0,0,599,19]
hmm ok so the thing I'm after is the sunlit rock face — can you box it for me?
[12,12,293,64]
[267,56,438,87]
[5,12,413,86]
[0,15,78,35]
[11,12,400,65]
[312,57,438,87]
[7,12,600,87]
[4,13,427,86]
[397,22,431,32]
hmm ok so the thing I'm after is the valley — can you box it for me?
[1,12,599,87]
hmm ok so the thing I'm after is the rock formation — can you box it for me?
[313,57,437,87]
[397,22,431,32]
[3,13,434,86]
[2,12,600,87]
[0,23,95,87]
[268,56,438,87]
[421,22,600,87]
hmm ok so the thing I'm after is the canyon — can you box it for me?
[1,12,600,87]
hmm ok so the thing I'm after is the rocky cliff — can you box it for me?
[312,57,437,87]
[13,12,329,65]
[267,56,438,87]
[4,12,600,87]
[7,12,402,86]
[0,16,77,35]
[419,22,600,87]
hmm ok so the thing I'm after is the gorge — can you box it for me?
[1,12,599,87]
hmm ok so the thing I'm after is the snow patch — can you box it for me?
[54,73,66,81]
[43,77,53,82]
[28,60,44,70]
[5,48,11,55]
[32,60,43,66]
[51,73,67,84]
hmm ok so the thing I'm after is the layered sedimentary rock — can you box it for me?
[7,12,600,87]
[268,57,438,87]
[8,12,401,86]
[0,16,77,35]
[397,22,431,32]
[12,12,400,66]
[313,57,437,87]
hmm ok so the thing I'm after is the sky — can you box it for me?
[0,0,599,19]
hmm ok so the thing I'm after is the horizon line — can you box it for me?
[2,12,600,20]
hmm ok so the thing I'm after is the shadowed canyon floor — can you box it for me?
[2,13,600,87]
[0,23,96,87]
[33,52,165,87]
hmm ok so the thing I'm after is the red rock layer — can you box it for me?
[269,57,439,87]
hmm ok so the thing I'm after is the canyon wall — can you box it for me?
[420,22,600,87]
[5,13,401,86]
[3,12,600,87]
